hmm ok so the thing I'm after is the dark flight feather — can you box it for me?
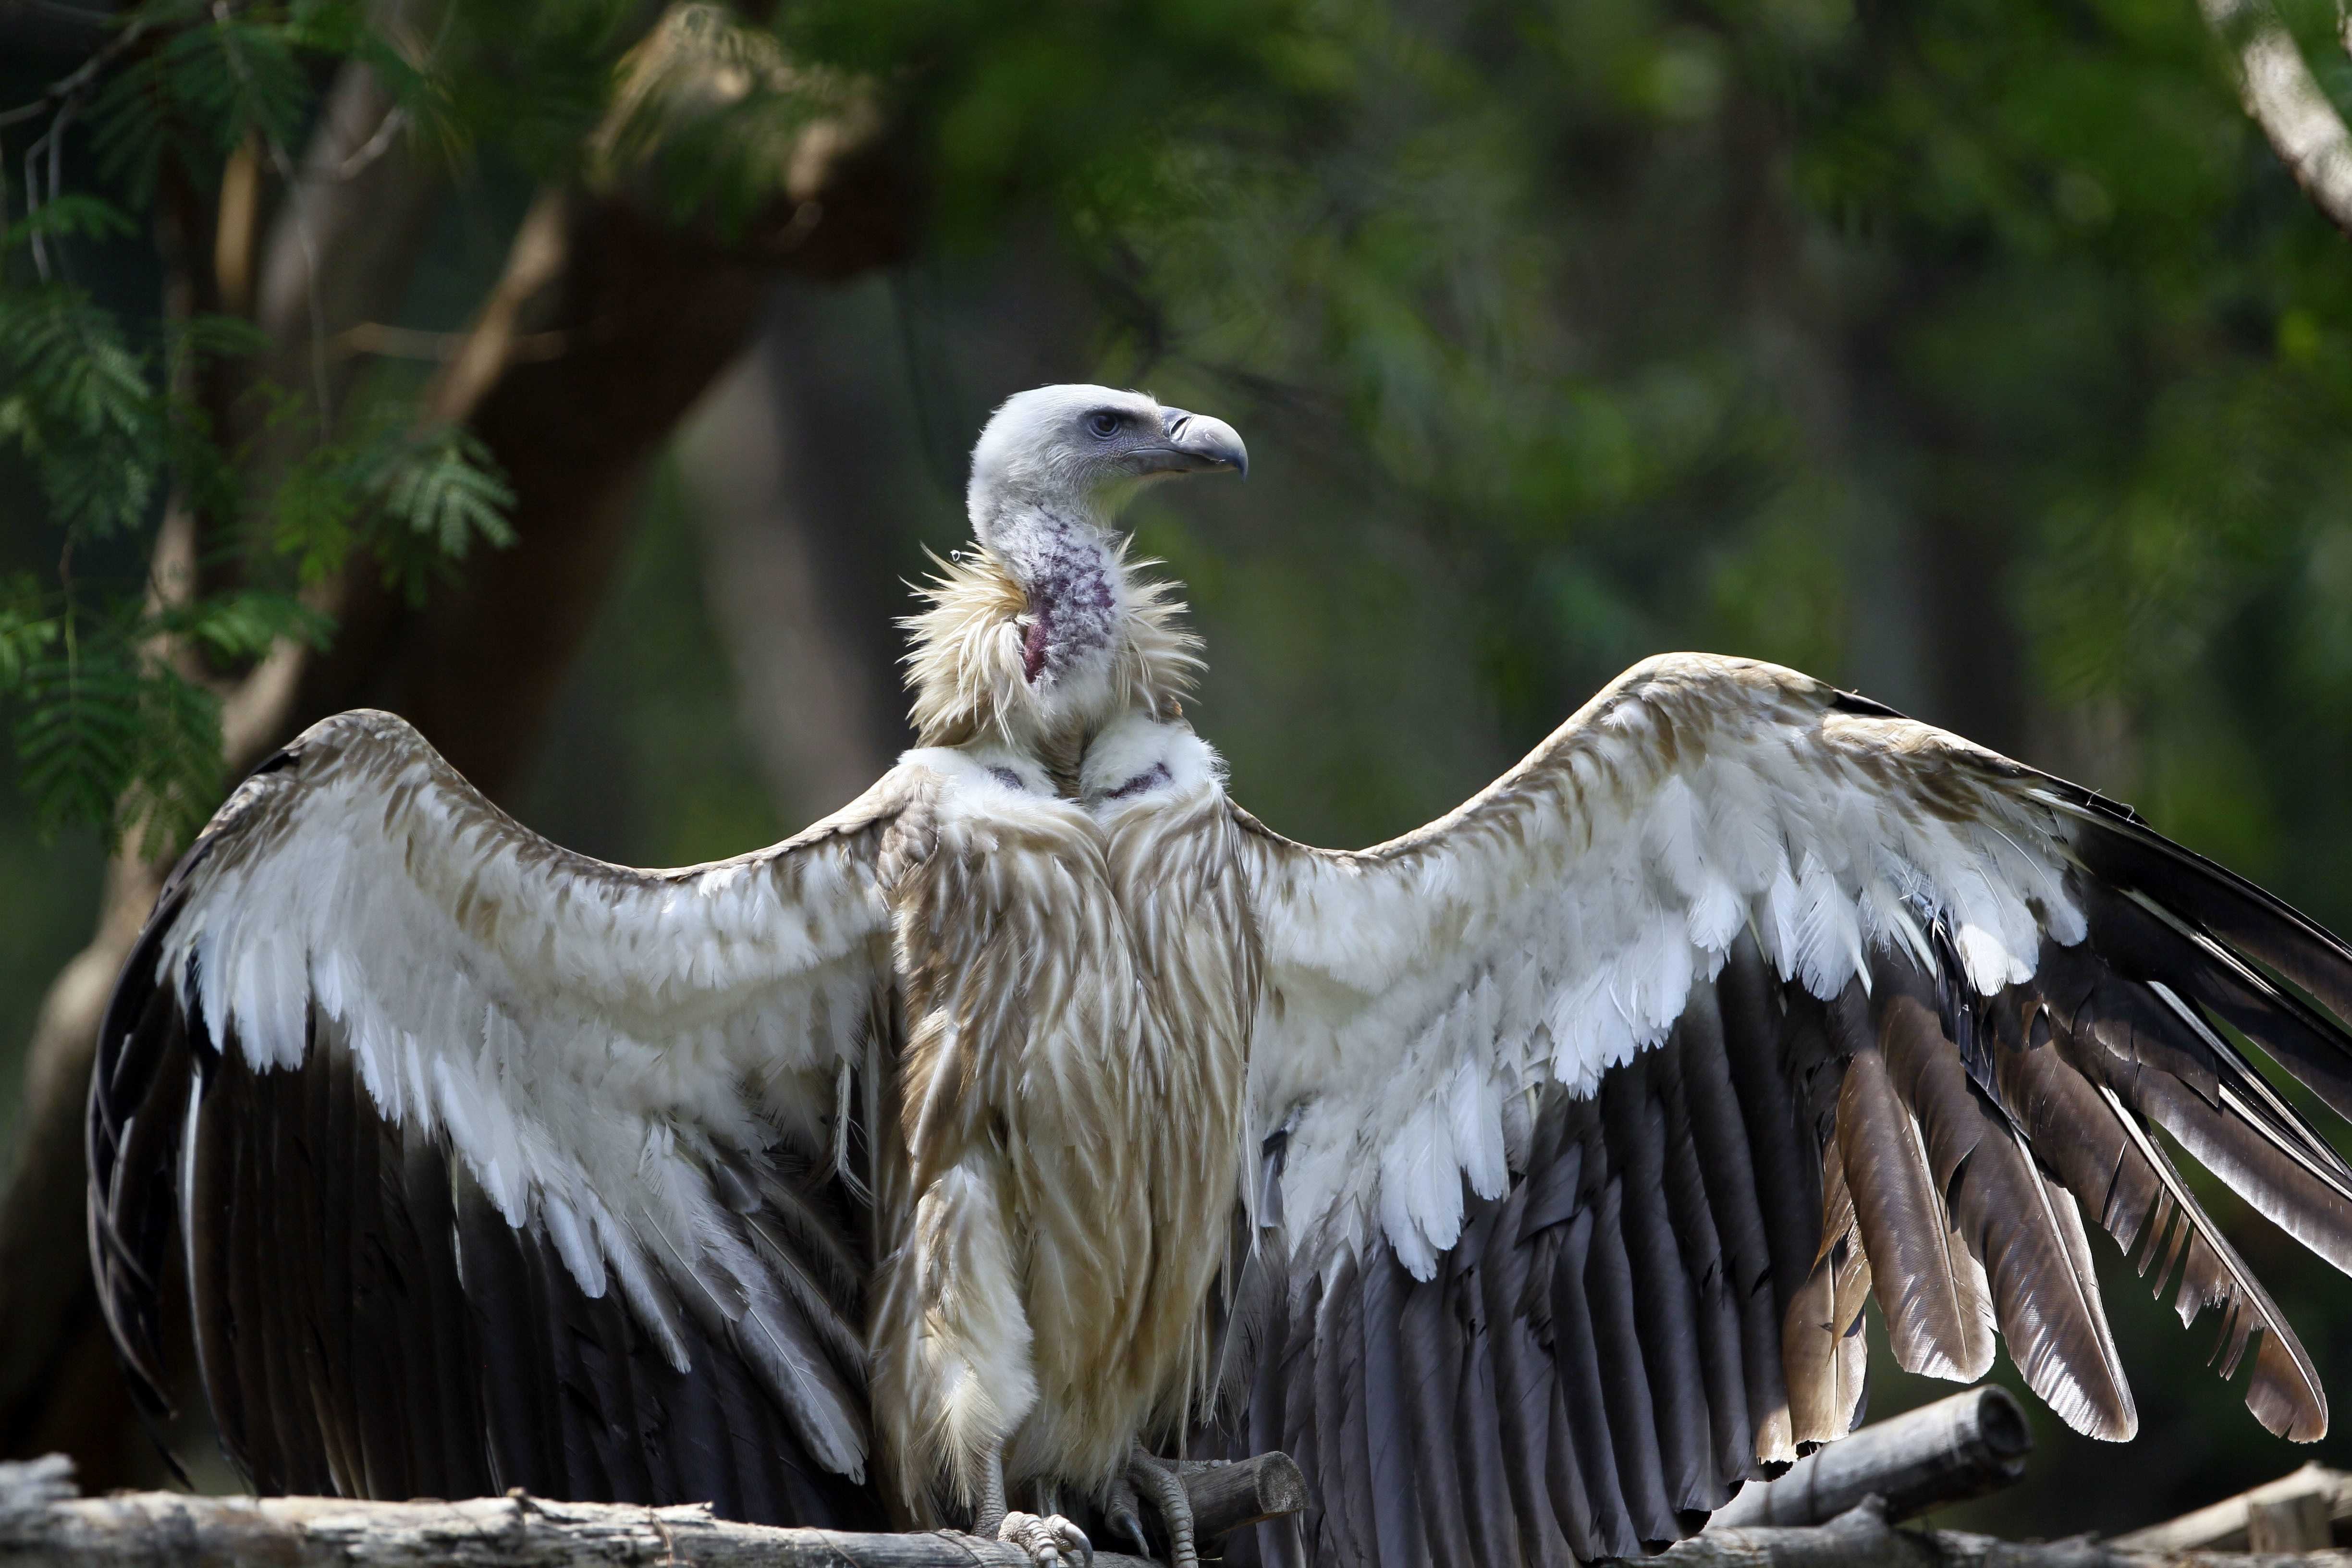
[1833,1027,1993,1384]
[1547,1202,1639,1558]
[1604,1062,1721,1515]
[2068,808,2352,1101]
[2095,1077,2328,1440]
[1648,1036,1756,1488]
[1360,1247,1427,1568]
[1398,1262,1472,1568]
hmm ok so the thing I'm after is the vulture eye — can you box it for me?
[1086,411,1122,439]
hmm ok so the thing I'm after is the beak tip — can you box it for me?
[1152,407,1248,481]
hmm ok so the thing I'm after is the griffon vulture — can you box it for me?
[90,385,2352,1568]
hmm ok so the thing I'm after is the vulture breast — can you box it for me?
[870,739,1250,1507]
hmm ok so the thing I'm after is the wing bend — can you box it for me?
[1222,652,2352,1566]
[88,709,924,1524]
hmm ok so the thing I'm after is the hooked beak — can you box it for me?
[1128,408,1248,479]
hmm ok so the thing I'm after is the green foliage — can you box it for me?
[270,414,517,599]
[90,1,312,204]
[0,3,522,854]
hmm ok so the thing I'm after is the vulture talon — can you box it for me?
[1125,1450,1198,1568]
[1104,1475,1152,1560]
[998,1510,1093,1568]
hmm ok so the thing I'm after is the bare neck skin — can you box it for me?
[988,501,1123,692]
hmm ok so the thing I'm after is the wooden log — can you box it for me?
[2111,1465,2352,1554]
[0,1452,1303,1568]
[1678,1495,2352,1568]
[0,1457,73,1515]
[1707,1386,2033,1529]
[2248,1494,2334,1555]
[1175,1455,1310,1538]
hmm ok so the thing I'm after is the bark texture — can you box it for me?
[1673,1500,2352,1568]
[0,1452,1304,1568]
[1708,1389,2033,1531]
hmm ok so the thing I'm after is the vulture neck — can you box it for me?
[902,515,1199,792]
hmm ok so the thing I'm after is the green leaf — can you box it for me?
[15,649,147,843]
[127,666,225,859]
[0,195,137,252]
[381,425,518,556]
[0,575,65,692]
[169,313,270,364]
[147,591,334,661]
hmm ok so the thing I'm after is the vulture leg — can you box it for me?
[976,1448,1093,1568]
[1127,1447,1201,1568]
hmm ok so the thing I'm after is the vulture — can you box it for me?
[88,383,2352,1568]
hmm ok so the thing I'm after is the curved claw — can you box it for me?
[999,1509,1093,1568]
[1126,1452,1198,1568]
[1104,1476,1152,1560]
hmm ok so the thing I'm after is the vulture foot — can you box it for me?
[998,1510,1094,1568]
[1103,1474,1152,1560]
[1123,1449,1198,1568]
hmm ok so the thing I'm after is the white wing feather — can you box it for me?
[1236,652,2087,1281]
[147,709,918,1473]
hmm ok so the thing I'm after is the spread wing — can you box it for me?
[87,709,929,1526]
[1216,653,2352,1567]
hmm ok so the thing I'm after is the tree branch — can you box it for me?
[1707,1388,2032,1531]
[1677,1495,2352,1568]
[2110,1465,2352,1554]
[0,1453,1305,1568]
[2198,0,2352,237]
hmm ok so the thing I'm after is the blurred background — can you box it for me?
[8,0,2352,1543]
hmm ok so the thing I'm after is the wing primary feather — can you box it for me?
[1312,1251,1367,1568]
[1835,982,1993,1383]
[88,977,189,1427]
[1715,936,1824,1457]
[2072,874,2352,1139]
[1602,1058,1723,1516]
[2034,930,2352,1285]
[452,1162,566,1498]
[393,1117,491,1498]
[1246,1253,1311,1568]
[1674,977,1794,1472]
[187,1055,270,1490]
[2090,1079,2328,1440]
[1479,1172,1575,1568]
[1360,1246,1426,1568]
[1780,1134,1867,1449]
[2067,808,2352,1069]
[1903,995,2137,1440]
[242,1044,331,1496]
[1544,1185,1638,1557]
[1581,1166,1681,1548]
[1399,1261,1473,1568]
[1645,1038,1752,1498]
[1448,1209,1527,1568]
[1524,1124,1637,1561]
[1666,990,1784,1479]
[1277,1272,1324,1557]
[306,1017,370,1498]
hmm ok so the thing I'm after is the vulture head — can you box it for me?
[965,384,1247,561]
[907,385,1241,754]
